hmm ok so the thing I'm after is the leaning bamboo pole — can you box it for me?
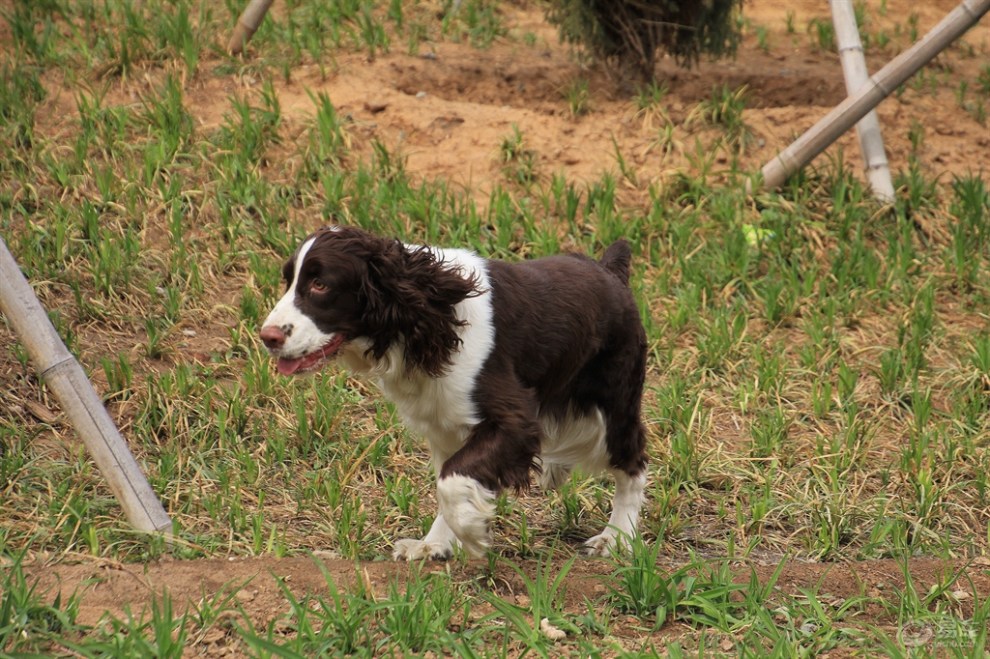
[227,0,276,55]
[830,0,895,202]
[761,0,990,190]
[0,238,172,534]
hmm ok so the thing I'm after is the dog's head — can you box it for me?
[259,226,479,377]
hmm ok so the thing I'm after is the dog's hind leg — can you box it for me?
[573,341,648,556]
[583,469,647,556]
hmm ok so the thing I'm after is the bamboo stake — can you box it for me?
[761,0,990,190]
[227,0,276,56]
[830,0,895,202]
[0,238,172,534]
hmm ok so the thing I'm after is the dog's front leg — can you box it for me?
[391,476,496,560]
[392,512,461,561]
[435,473,496,557]
[435,409,538,558]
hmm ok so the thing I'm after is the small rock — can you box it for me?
[539,618,566,642]
[416,91,427,99]
[201,628,226,644]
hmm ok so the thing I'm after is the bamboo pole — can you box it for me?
[761,0,990,190]
[0,238,172,534]
[227,0,276,56]
[830,0,895,202]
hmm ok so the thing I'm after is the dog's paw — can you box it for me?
[582,532,614,557]
[391,538,453,562]
[582,529,632,557]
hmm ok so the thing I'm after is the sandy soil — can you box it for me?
[80,0,989,210]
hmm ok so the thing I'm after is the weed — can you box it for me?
[635,80,669,111]
[608,538,756,632]
[755,24,770,53]
[376,569,467,653]
[808,17,836,52]
[691,84,751,148]
[499,125,538,186]
[563,77,591,117]
[238,567,374,656]
[484,552,579,650]
[444,0,506,48]
[84,590,188,658]
[0,554,85,654]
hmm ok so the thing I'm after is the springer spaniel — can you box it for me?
[260,226,648,560]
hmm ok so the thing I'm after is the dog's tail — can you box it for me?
[600,239,632,285]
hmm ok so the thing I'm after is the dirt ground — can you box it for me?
[56,0,989,208]
[15,0,990,652]
[25,551,990,653]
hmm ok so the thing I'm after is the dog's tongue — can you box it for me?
[274,335,345,376]
[277,357,305,375]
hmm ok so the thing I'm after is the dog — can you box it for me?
[259,225,648,560]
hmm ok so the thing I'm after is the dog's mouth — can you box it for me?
[276,334,347,376]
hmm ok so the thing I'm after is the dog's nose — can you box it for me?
[260,325,286,350]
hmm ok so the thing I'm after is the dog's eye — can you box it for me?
[310,280,328,294]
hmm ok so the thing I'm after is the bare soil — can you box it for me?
[13,0,990,653]
[25,551,990,654]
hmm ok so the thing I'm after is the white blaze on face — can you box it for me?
[261,236,340,366]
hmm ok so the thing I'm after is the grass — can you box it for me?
[1,553,86,655]
[1,0,989,655]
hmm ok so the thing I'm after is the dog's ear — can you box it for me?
[364,240,479,376]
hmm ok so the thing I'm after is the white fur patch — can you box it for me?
[436,474,495,558]
[538,408,608,489]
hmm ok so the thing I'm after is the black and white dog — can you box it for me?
[260,226,648,560]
